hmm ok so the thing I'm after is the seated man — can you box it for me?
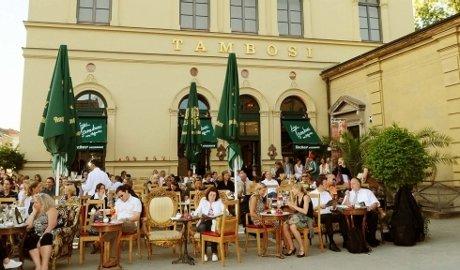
[103,184,142,267]
[310,178,347,252]
[261,171,279,198]
[342,178,380,247]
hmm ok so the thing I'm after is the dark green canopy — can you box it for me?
[214,53,242,168]
[282,120,321,150]
[38,45,80,194]
[180,82,203,166]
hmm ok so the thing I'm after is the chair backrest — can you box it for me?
[83,199,104,232]
[308,193,321,226]
[193,190,206,209]
[0,197,17,204]
[145,188,178,228]
[218,200,239,238]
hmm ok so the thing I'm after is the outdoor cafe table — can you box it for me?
[92,222,123,270]
[0,223,27,268]
[260,211,292,259]
[336,207,368,239]
[170,216,200,265]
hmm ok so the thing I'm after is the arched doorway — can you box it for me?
[178,94,216,176]
[74,91,108,172]
[239,95,261,177]
[280,96,320,161]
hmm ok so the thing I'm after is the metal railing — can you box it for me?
[414,180,460,214]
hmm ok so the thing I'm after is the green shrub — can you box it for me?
[365,124,430,189]
[0,145,27,171]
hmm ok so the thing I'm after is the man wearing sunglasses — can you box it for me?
[102,184,141,267]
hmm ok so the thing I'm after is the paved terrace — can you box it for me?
[22,217,460,270]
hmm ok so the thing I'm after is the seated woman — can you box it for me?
[58,184,79,205]
[248,183,268,226]
[194,187,225,262]
[23,180,42,217]
[282,183,314,258]
[0,178,18,200]
[90,183,109,206]
[24,193,58,270]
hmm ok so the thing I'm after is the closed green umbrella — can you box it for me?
[180,82,203,173]
[38,45,80,196]
[215,53,243,197]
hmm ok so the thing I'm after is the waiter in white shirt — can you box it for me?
[311,178,347,252]
[342,178,380,247]
[237,171,253,226]
[82,159,112,196]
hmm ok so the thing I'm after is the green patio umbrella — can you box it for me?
[180,82,203,173]
[214,53,243,198]
[38,45,80,196]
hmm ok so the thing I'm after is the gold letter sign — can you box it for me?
[195,41,207,52]
[172,39,183,51]
[218,42,234,53]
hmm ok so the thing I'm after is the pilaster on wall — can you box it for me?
[436,28,460,182]
[365,61,384,127]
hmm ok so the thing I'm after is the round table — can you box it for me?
[171,216,200,265]
[340,207,368,239]
[92,222,123,270]
[0,224,27,269]
[260,212,291,259]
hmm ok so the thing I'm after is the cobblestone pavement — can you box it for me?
[20,217,460,270]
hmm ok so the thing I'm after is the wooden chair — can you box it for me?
[175,191,183,214]
[244,213,275,255]
[79,199,104,264]
[301,193,324,255]
[144,188,182,259]
[120,220,141,263]
[201,200,241,266]
[0,197,17,204]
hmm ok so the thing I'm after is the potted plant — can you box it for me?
[365,124,429,246]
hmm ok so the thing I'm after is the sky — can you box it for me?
[0,0,28,131]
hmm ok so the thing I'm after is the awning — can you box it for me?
[179,118,217,148]
[77,117,107,150]
[200,119,218,148]
[282,120,322,150]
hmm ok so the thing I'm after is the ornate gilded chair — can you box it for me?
[50,202,81,270]
[144,188,182,259]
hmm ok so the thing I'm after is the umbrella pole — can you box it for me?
[192,164,196,175]
[55,159,60,197]
[234,158,239,200]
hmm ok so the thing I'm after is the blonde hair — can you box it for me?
[254,183,267,194]
[35,193,55,213]
[64,184,76,196]
[293,183,307,194]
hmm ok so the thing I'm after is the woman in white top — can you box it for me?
[294,158,304,180]
[195,187,225,262]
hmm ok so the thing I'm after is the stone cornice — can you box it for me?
[321,13,460,80]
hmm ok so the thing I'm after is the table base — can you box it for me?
[172,253,195,265]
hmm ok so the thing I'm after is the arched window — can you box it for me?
[240,94,260,113]
[178,94,210,117]
[280,96,307,119]
[76,91,107,117]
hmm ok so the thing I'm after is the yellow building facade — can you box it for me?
[322,15,460,182]
[20,0,414,177]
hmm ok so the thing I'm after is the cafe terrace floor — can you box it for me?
[22,217,460,270]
